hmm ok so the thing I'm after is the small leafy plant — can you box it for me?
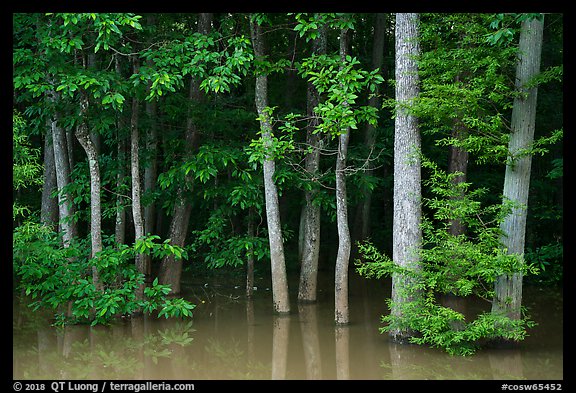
[13,225,195,326]
[356,158,538,355]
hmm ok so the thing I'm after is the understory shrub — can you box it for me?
[356,158,538,355]
[13,223,195,326]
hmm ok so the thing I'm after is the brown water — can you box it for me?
[13,271,563,380]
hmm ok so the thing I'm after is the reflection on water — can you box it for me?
[13,273,563,380]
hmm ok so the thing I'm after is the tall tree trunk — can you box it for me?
[250,17,290,314]
[390,12,422,342]
[114,54,127,246]
[48,90,77,247]
[334,27,352,325]
[158,13,212,295]
[298,20,326,303]
[75,93,103,289]
[142,83,158,280]
[130,58,146,302]
[144,14,159,244]
[356,12,387,241]
[246,207,256,298]
[40,127,59,229]
[144,98,158,239]
[492,16,544,321]
[115,132,127,245]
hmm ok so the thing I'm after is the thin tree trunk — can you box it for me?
[144,14,159,246]
[75,93,103,289]
[334,28,352,326]
[357,12,387,241]
[390,12,422,342]
[159,196,192,295]
[48,90,77,247]
[144,98,158,238]
[130,58,146,302]
[158,13,212,295]
[250,17,291,314]
[492,16,544,322]
[298,20,326,303]
[114,54,127,246]
[115,133,127,245]
[142,89,157,280]
[246,207,255,298]
[65,129,75,175]
[40,127,59,229]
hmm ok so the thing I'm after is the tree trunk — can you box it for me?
[357,12,387,241]
[115,132,127,245]
[250,17,290,314]
[158,13,212,295]
[48,90,77,247]
[75,93,103,289]
[40,127,59,229]
[130,58,146,302]
[334,28,352,326]
[492,16,544,321]
[390,12,422,342]
[298,20,326,303]
[246,207,256,298]
[114,54,127,246]
[159,193,192,295]
[144,14,159,243]
[144,98,158,239]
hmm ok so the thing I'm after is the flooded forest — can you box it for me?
[13,13,563,382]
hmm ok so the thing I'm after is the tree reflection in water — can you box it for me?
[13,278,562,380]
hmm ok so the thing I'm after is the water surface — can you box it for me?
[13,272,563,380]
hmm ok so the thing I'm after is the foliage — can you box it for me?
[13,224,195,326]
[356,158,538,355]
[13,111,43,220]
[414,13,518,165]
[297,52,383,136]
[12,12,562,347]
[525,241,563,284]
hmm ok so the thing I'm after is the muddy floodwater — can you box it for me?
[13,271,563,380]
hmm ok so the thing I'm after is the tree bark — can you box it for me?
[390,12,422,342]
[246,207,256,298]
[144,14,159,243]
[115,132,127,245]
[130,58,146,302]
[144,98,158,239]
[250,17,290,314]
[357,12,387,241]
[334,28,352,325]
[492,16,544,321]
[114,54,127,246]
[75,93,103,288]
[158,13,213,295]
[48,90,77,247]
[298,20,326,303]
[40,127,59,229]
